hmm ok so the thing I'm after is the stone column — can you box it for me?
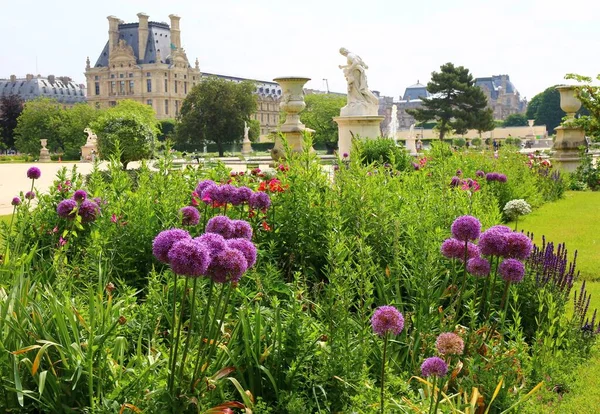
[169,15,181,49]
[333,116,385,156]
[552,85,586,172]
[137,13,149,61]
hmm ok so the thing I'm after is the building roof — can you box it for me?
[402,81,430,101]
[201,72,282,97]
[0,75,86,104]
[474,75,518,99]
[94,21,179,67]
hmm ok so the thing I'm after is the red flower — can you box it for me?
[262,221,272,231]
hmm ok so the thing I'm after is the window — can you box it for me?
[192,76,195,80]
[120,81,125,94]
[119,73,124,78]
[129,73,134,78]
[174,81,178,93]
[164,100,169,114]
[95,82,100,95]
[175,100,179,115]
[110,74,115,79]
[184,81,187,94]
[164,79,168,92]
[146,99,152,107]
[147,79,152,92]
[146,72,151,77]
[165,72,168,77]
[129,80,134,93]
[184,75,187,79]
[174,74,177,78]
[111,81,116,93]
[109,101,117,107]
[94,76,99,81]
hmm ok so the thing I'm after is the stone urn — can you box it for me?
[557,85,582,119]
[271,77,314,161]
[552,85,585,171]
[39,139,51,162]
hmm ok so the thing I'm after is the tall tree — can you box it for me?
[58,103,102,159]
[176,77,257,156]
[526,85,589,134]
[502,113,528,127]
[91,100,159,169]
[300,93,346,145]
[14,98,64,155]
[0,94,24,151]
[408,63,493,140]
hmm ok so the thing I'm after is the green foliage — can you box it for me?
[300,93,346,144]
[248,119,261,142]
[525,85,588,134]
[564,73,600,141]
[57,103,102,159]
[570,150,600,191]
[176,76,257,156]
[0,94,24,150]
[503,113,529,127]
[408,62,495,139]
[14,98,64,154]
[471,137,482,147]
[91,100,159,169]
[356,137,412,170]
[158,118,177,141]
[452,137,466,147]
[505,137,523,147]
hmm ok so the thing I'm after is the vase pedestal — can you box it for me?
[333,115,385,156]
[551,125,586,172]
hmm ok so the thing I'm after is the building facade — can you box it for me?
[474,75,527,120]
[0,74,86,108]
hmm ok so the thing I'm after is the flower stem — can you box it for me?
[428,376,437,414]
[432,376,442,414]
[455,240,469,316]
[380,332,388,414]
[190,280,214,390]
[167,272,178,394]
[169,276,189,395]
[177,277,199,387]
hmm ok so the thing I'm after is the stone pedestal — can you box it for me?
[39,139,51,162]
[81,144,97,162]
[333,115,385,156]
[551,85,585,172]
[241,138,252,157]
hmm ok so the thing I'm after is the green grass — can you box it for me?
[512,191,600,281]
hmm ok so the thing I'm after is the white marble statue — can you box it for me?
[84,127,97,146]
[338,47,379,116]
[406,123,417,156]
[243,121,250,142]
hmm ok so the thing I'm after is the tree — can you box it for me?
[0,94,24,152]
[58,104,102,159]
[176,77,257,156]
[502,113,528,127]
[248,119,260,142]
[91,100,159,169]
[526,87,564,134]
[408,63,493,140]
[14,98,64,155]
[158,119,177,141]
[300,94,346,145]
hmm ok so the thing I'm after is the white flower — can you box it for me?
[503,199,532,218]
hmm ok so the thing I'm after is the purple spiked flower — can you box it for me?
[152,229,191,263]
[208,248,248,283]
[451,215,481,241]
[206,215,234,239]
[167,239,211,277]
[467,257,491,277]
[57,199,78,219]
[234,186,254,205]
[488,225,512,233]
[486,172,499,182]
[421,357,448,378]
[371,306,404,337]
[441,238,464,260]
[497,174,507,183]
[479,228,508,256]
[231,220,253,240]
[503,232,533,260]
[27,167,41,180]
[25,191,35,200]
[194,232,227,254]
[227,238,257,268]
[499,258,525,283]
[180,206,200,226]
[11,196,21,206]
[200,183,218,204]
[248,192,271,211]
[73,189,87,203]
[475,170,485,178]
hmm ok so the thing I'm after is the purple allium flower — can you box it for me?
[230,186,253,206]
[435,333,465,355]
[180,206,200,226]
[211,185,237,205]
[167,239,211,277]
[200,183,218,204]
[412,162,420,170]
[206,215,234,239]
[249,192,271,211]
[488,225,512,233]
[78,200,100,223]
[343,152,349,158]
[450,176,461,187]
[467,257,491,277]
[208,248,248,283]
[451,215,481,241]
[227,238,257,268]
[26,166,41,180]
[333,165,340,171]
[456,169,462,176]
[93,197,107,206]
[503,232,533,260]
[486,172,499,182]
[499,258,525,283]
[194,232,227,254]
[475,170,485,178]
[371,306,404,337]
[11,196,21,206]
[497,174,508,183]
[479,228,508,256]
[231,219,253,240]
[421,357,448,378]
[25,191,35,200]
[441,238,464,260]
[73,189,87,203]
[195,179,216,195]
[57,199,78,219]
[152,229,191,263]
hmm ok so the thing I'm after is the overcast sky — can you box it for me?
[1,0,598,101]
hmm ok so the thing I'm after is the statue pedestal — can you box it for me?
[404,137,418,156]
[39,148,51,163]
[81,144,97,162]
[241,139,252,157]
[551,125,586,172]
[333,115,385,156]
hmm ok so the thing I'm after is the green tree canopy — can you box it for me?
[91,100,158,169]
[14,98,64,155]
[502,113,528,127]
[176,77,257,156]
[300,93,346,144]
[248,119,260,142]
[0,94,24,151]
[58,103,102,159]
[526,86,564,134]
[563,73,600,142]
[408,63,494,140]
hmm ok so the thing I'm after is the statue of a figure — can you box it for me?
[409,124,415,139]
[338,47,379,115]
[84,127,97,145]
[243,121,250,141]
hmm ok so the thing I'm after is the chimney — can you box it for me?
[26,74,33,80]
[107,15,121,57]
[10,74,16,82]
[48,75,55,84]
[137,12,149,61]
[168,14,181,49]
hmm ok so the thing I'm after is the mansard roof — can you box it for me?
[0,75,86,104]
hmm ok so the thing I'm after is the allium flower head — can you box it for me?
[167,239,211,277]
[233,186,254,205]
[479,228,508,256]
[371,306,404,336]
[11,196,21,206]
[488,225,512,233]
[200,183,218,204]
[218,184,239,204]
[421,357,448,378]
[57,199,78,219]
[497,174,508,183]
[249,192,271,211]
[475,170,485,177]
[503,199,532,219]
[486,172,499,182]
[27,166,41,180]
[194,232,227,254]
[208,248,248,283]
[180,206,200,226]
[435,333,465,355]
[152,229,191,263]
[195,179,216,195]
[231,219,253,240]
[499,258,525,283]
[73,189,87,203]
[467,257,491,277]
[441,238,464,260]
[451,215,481,241]
[25,191,35,200]
[78,200,100,223]
[450,176,461,187]
[206,215,234,239]
[456,169,462,176]
[503,232,533,260]
[227,238,257,268]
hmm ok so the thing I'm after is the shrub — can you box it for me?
[356,137,412,171]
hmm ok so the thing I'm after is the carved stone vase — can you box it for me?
[39,139,51,162]
[552,85,585,171]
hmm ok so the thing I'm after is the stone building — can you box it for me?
[474,75,527,120]
[0,74,86,108]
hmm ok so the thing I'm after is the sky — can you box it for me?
[1,0,599,101]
